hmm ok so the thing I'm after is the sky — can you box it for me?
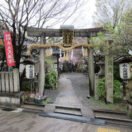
[0,0,96,29]
[54,0,96,29]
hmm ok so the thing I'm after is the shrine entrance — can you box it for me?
[26,26,104,96]
[23,26,114,114]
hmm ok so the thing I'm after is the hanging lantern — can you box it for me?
[82,46,84,57]
[84,48,88,57]
[64,52,66,61]
[66,51,69,61]
[50,47,53,56]
[60,49,62,57]
[46,48,48,57]
[71,49,73,59]
[46,48,50,57]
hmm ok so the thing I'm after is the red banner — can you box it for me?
[4,31,15,66]
[0,38,1,47]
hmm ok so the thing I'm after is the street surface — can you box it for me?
[0,110,131,132]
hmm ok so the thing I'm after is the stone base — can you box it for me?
[127,100,132,114]
[0,96,20,106]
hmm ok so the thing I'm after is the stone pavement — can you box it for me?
[45,73,94,117]
[0,73,132,132]
[0,110,131,132]
[55,75,81,105]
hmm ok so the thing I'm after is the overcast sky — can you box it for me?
[1,0,96,29]
[54,0,96,29]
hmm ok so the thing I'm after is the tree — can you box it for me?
[94,0,132,28]
[0,0,83,69]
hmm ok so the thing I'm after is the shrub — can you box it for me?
[114,65,121,81]
[21,80,38,91]
[45,71,58,89]
[97,78,123,102]
[113,80,123,100]
[97,78,106,101]
[21,80,31,91]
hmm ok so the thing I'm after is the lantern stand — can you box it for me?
[23,58,36,94]
[119,63,131,100]
[123,80,127,98]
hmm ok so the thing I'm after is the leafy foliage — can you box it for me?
[45,71,58,89]
[97,78,123,102]
[41,98,51,105]
[113,80,123,100]
[90,10,132,57]
[97,78,106,101]
[45,58,54,69]
[114,65,121,81]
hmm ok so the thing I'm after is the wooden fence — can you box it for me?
[0,69,20,93]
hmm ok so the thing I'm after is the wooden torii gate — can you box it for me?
[26,27,114,102]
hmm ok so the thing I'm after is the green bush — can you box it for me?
[97,78,123,102]
[114,65,121,81]
[45,71,58,89]
[113,80,123,100]
[97,78,106,101]
[21,80,31,91]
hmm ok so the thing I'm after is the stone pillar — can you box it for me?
[13,68,20,92]
[87,37,95,96]
[94,74,99,100]
[39,36,46,95]
[105,54,113,103]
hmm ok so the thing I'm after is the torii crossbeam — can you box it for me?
[26,26,104,96]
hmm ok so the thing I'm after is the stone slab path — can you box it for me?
[55,74,81,106]
[45,73,94,117]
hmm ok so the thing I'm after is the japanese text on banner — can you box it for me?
[4,31,15,66]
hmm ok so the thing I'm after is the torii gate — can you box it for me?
[26,26,114,103]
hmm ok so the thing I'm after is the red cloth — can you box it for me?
[4,31,15,66]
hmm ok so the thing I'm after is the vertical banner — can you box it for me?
[0,38,1,47]
[4,31,15,66]
[0,38,1,53]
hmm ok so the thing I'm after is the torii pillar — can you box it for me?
[87,38,95,96]
[39,36,46,95]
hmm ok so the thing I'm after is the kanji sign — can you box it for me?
[26,65,35,79]
[4,31,15,66]
[120,63,130,80]
[62,30,74,47]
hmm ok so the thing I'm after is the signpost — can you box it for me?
[60,25,74,47]
[120,63,131,98]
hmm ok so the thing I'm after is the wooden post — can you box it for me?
[13,68,20,92]
[105,54,113,103]
[87,38,95,96]
[39,36,46,95]
[94,73,99,100]
[57,54,60,77]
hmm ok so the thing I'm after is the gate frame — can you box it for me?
[26,27,110,100]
